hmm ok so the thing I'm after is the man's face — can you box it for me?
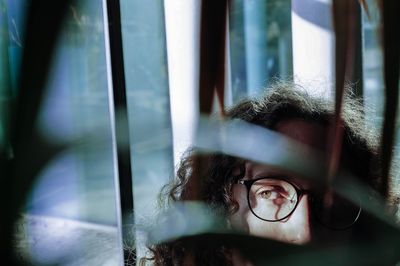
[229,119,329,244]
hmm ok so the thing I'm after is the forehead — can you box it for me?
[274,118,328,151]
[244,162,314,189]
[243,119,328,187]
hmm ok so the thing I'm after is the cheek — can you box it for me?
[247,219,281,239]
[229,185,249,232]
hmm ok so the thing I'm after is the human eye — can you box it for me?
[257,186,286,200]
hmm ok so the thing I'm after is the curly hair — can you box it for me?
[150,82,384,265]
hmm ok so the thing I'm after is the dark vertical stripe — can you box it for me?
[380,0,400,198]
[199,0,228,115]
[105,0,135,259]
[187,0,228,202]
[328,0,359,187]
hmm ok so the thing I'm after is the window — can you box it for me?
[7,1,121,264]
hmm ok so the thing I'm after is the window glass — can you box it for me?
[362,0,384,127]
[120,0,173,255]
[11,1,121,264]
[6,0,399,264]
[31,2,118,224]
[0,0,26,159]
[229,0,292,102]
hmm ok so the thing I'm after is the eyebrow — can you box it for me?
[249,174,312,190]
[243,163,314,189]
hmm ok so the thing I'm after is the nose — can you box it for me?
[282,194,311,244]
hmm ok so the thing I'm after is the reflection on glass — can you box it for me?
[0,0,26,160]
[33,0,117,226]
[9,1,121,264]
[120,0,173,258]
[229,0,292,102]
[362,0,384,128]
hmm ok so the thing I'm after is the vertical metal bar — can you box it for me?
[102,0,134,264]
[328,0,359,185]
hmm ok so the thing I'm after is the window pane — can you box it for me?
[362,0,384,127]
[0,0,26,159]
[11,1,122,264]
[120,0,173,257]
[229,0,293,102]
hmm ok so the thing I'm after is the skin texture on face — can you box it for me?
[230,119,328,244]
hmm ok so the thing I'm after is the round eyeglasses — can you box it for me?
[237,177,362,230]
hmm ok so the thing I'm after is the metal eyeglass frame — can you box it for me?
[237,176,362,230]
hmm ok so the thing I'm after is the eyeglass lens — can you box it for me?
[247,178,361,229]
[249,179,298,221]
[312,191,361,230]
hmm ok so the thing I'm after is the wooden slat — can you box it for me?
[379,0,400,198]
[199,0,228,116]
[328,0,359,184]
[187,0,229,202]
